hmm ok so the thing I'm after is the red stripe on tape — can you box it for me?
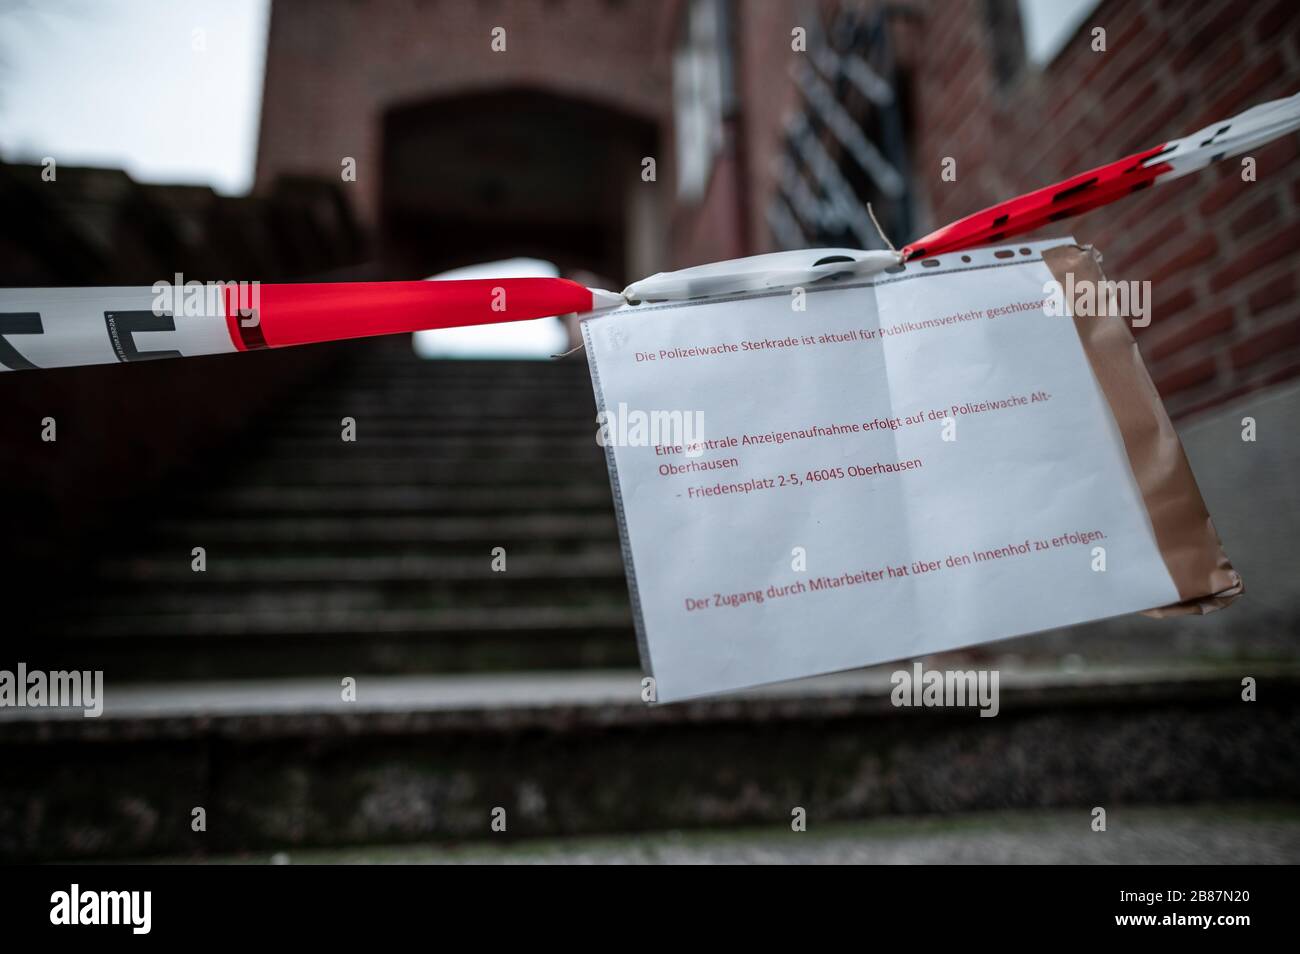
[903,145,1174,260]
[225,278,593,351]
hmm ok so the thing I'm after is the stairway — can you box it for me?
[19,337,638,681]
[3,339,1299,862]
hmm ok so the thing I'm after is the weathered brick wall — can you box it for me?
[723,0,1298,418]
[891,0,1300,418]
[258,0,1298,418]
[256,0,671,230]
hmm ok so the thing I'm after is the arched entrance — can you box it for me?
[380,88,661,285]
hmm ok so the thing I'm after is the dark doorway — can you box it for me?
[381,89,659,284]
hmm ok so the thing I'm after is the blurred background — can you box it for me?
[1,0,1299,863]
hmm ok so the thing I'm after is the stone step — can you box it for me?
[150,513,618,545]
[181,484,612,514]
[321,371,590,384]
[96,550,626,583]
[337,371,591,387]
[64,581,628,620]
[346,359,588,374]
[341,352,583,368]
[268,418,595,435]
[230,458,606,485]
[3,660,1296,861]
[54,603,631,639]
[245,449,603,466]
[309,387,595,407]
[279,376,589,393]
[178,804,1300,865]
[317,400,591,412]
[13,607,637,681]
[304,410,592,426]
[289,404,594,424]
[96,542,614,564]
[260,435,603,455]
[341,362,590,381]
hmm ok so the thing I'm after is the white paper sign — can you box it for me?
[583,240,1181,702]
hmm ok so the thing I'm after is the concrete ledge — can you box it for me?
[2,661,1295,740]
[174,803,1300,865]
[2,662,1297,861]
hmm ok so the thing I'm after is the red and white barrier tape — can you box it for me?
[0,279,605,371]
[901,92,1300,261]
[2,93,1297,372]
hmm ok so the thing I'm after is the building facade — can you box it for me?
[256,0,1300,417]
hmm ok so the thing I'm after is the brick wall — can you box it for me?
[806,0,1298,419]
[257,0,1299,418]
[256,0,671,230]
[719,0,1299,418]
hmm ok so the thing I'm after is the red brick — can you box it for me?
[1250,135,1300,182]
[1148,233,1219,285]
[1263,359,1300,386]
[1159,285,1199,322]
[1112,211,1187,273]
[938,38,980,86]
[1196,39,1244,98]
[1120,91,1191,155]
[1256,0,1297,42]
[1108,9,1150,55]
[1077,23,1129,88]
[1186,51,1285,133]
[1209,221,1300,293]
[1111,78,1161,133]
[1230,317,1300,369]
[1247,272,1295,313]
[1200,169,1254,218]
[1175,382,1257,420]
[1172,3,1240,70]
[1117,176,1196,234]
[1097,18,1165,101]
[1154,356,1217,396]
[1149,306,1235,362]
[1230,194,1280,239]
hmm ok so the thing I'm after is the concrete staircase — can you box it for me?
[18,338,637,680]
[3,341,1299,862]
[3,663,1298,861]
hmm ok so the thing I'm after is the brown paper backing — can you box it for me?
[1042,244,1242,616]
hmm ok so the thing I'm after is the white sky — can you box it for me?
[0,0,270,194]
[1018,0,1101,66]
[0,0,1098,192]
[414,259,571,360]
[0,4,564,360]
